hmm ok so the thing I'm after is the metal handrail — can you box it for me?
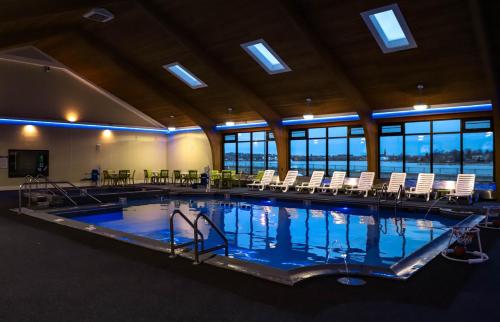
[193,212,228,264]
[18,176,102,213]
[169,209,205,256]
[36,175,102,204]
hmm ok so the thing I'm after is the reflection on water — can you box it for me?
[71,198,458,271]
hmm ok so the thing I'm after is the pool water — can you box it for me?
[70,197,459,271]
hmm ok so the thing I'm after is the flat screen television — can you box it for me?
[8,149,49,178]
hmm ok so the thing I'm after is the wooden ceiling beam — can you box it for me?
[468,0,500,199]
[275,0,372,118]
[276,0,378,173]
[136,0,283,127]
[74,29,216,129]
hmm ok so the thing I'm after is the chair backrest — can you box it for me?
[211,170,220,177]
[255,170,265,181]
[260,170,275,184]
[221,170,232,180]
[308,171,325,187]
[387,172,406,193]
[357,172,375,190]
[415,173,435,193]
[103,170,110,179]
[282,170,299,186]
[329,171,346,188]
[143,170,149,178]
[455,174,475,195]
[118,170,129,178]
[160,170,168,178]
[189,170,198,178]
[174,170,181,179]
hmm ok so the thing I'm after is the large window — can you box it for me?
[290,126,366,176]
[223,131,276,174]
[379,118,494,181]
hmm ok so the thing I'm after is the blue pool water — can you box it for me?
[69,197,459,271]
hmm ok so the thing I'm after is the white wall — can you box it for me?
[0,124,167,187]
[166,132,212,173]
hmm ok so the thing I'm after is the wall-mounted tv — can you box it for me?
[8,149,49,178]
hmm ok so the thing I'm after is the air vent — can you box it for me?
[83,8,114,23]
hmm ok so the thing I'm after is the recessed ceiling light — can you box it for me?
[225,121,235,126]
[168,127,176,131]
[303,114,314,120]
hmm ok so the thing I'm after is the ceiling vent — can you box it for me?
[83,8,114,23]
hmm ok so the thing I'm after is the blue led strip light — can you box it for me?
[215,121,268,130]
[372,104,493,119]
[282,114,360,125]
[0,117,170,134]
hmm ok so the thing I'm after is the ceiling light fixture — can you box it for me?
[303,98,314,120]
[167,115,176,132]
[413,84,429,110]
[225,107,235,126]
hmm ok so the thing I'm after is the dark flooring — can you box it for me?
[1,189,500,322]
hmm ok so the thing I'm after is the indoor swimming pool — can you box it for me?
[50,196,482,283]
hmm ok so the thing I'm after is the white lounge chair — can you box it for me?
[320,171,346,195]
[406,173,435,201]
[382,172,407,199]
[446,174,475,204]
[346,172,375,197]
[295,171,325,194]
[247,170,275,191]
[270,170,299,192]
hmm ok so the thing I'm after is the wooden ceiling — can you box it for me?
[0,0,494,128]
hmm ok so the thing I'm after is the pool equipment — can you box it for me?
[441,226,489,264]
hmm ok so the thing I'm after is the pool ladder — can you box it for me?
[169,209,228,264]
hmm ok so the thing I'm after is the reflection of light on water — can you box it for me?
[311,209,325,218]
[359,216,375,225]
[263,206,272,214]
[285,208,299,219]
[330,211,346,224]
[416,219,433,229]
[260,213,267,226]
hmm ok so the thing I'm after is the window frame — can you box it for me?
[378,117,495,182]
[223,130,275,174]
[289,125,365,176]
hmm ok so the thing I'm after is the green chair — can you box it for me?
[102,170,112,186]
[143,170,150,184]
[188,170,198,185]
[220,170,233,189]
[173,170,182,185]
[159,170,169,184]
[211,170,220,187]
[129,170,136,185]
[118,170,130,185]
[254,170,265,181]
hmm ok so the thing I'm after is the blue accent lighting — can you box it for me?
[215,121,268,130]
[282,114,360,126]
[372,103,493,119]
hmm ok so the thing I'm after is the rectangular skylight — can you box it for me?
[162,62,207,89]
[361,4,417,53]
[241,39,291,74]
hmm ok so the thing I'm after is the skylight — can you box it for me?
[241,39,291,74]
[361,4,417,53]
[162,62,207,89]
